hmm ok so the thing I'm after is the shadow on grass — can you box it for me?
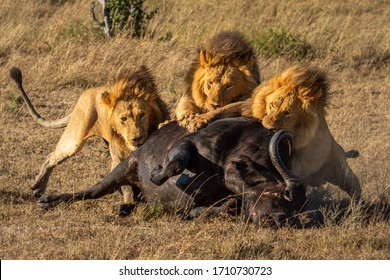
[302,187,390,228]
[0,189,37,205]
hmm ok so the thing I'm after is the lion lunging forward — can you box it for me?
[187,64,361,199]
[174,31,260,125]
[10,66,169,208]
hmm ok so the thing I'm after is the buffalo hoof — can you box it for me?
[188,207,208,219]
[119,204,136,217]
[38,194,73,210]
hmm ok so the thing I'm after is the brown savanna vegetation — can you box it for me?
[0,0,389,259]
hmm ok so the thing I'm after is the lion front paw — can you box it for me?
[158,119,174,129]
[184,114,211,133]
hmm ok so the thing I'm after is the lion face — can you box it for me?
[101,67,168,153]
[261,91,303,131]
[111,97,153,151]
[197,64,253,112]
[190,35,259,113]
[250,65,328,149]
[258,89,320,150]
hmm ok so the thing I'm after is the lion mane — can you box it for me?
[10,65,169,207]
[174,31,260,122]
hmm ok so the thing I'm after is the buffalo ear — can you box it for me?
[101,91,112,106]
[199,50,212,67]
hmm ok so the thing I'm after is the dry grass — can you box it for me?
[0,0,389,260]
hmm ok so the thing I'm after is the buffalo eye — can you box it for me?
[140,112,145,119]
[283,111,291,117]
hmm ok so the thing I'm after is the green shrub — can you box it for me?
[106,0,158,38]
[252,28,314,60]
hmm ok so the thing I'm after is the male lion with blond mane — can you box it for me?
[174,31,260,125]
[10,66,169,212]
[187,64,361,199]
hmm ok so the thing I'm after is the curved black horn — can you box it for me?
[269,130,295,182]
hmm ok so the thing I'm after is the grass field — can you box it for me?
[0,0,389,259]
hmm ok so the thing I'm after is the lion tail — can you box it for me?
[9,67,71,129]
[345,149,359,158]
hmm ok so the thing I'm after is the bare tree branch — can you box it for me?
[90,2,97,22]
[97,0,111,37]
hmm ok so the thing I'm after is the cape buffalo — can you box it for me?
[39,117,306,226]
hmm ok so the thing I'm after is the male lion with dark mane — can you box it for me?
[186,64,361,199]
[174,31,260,125]
[10,66,169,211]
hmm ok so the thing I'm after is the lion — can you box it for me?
[186,64,361,199]
[10,65,170,211]
[174,31,260,125]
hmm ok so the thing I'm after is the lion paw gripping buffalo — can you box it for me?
[39,117,306,227]
[10,66,170,213]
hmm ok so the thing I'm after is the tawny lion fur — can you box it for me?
[10,66,169,205]
[188,64,361,199]
[174,31,260,125]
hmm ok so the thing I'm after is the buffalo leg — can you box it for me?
[188,198,240,219]
[38,155,139,209]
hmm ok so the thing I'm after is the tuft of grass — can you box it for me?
[1,93,24,114]
[58,20,106,41]
[134,201,166,222]
[350,46,390,70]
[251,28,314,60]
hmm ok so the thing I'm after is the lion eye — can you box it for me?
[120,117,127,122]
[269,103,274,110]
[206,81,212,89]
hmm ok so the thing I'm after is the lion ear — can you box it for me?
[101,91,112,106]
[199,50,212,67]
